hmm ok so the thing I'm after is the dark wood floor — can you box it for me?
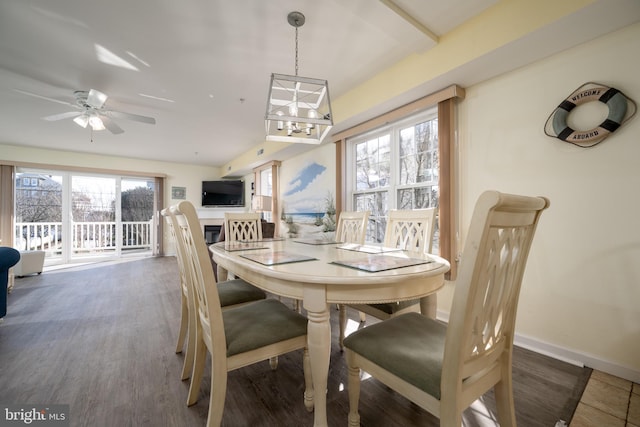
[0,256,591,427]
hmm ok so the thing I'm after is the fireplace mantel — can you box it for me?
[197,207,247,228]
[196,207,245,220]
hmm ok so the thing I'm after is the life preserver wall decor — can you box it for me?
[544,82,636,147]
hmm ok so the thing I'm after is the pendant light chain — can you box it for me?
[294,26,299,77]
[265,11,332,144]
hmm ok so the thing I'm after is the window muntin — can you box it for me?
[355,134,390,191]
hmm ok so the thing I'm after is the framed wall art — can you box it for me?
[171,186,186,200]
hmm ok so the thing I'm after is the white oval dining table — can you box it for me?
[210,238,450,427]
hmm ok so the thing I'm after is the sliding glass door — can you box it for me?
[71,175,117,258]
[15,168,155,265]
[14,172,63,255]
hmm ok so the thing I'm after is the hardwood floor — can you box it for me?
[0,256,591,426]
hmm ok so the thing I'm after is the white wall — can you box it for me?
[454,22,640,381]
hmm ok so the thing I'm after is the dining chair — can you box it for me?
[343,190,550,426]
[213,216,275,281]
[224,212,263,242]
[161,209,266,382]
[339,208,437,348]
[335,210,370,346]
[222,211,288,368]
[171,201,313,426]
[335,210,369,245]
[221,212,264,281]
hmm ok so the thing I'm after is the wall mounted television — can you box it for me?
[202,180,245,207]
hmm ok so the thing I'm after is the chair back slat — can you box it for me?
[224,212,263,242]
[336,211,370,244]
[443,191,549,386]
[383,208,437,253]
[162,210,190,297]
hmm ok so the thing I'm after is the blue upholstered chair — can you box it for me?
[1,247,21,319]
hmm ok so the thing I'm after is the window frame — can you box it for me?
[345,108,439,245]
[333,84,464,279]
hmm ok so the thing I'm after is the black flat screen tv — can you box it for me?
[202,180,245,207]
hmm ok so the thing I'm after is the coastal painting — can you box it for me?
[279,144,336,238]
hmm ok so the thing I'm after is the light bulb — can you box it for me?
[276,111,284,131]
[89,115,105,131]
[306,109,317,131]
[73,114,89,128]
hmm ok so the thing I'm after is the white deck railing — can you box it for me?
[15,220,154,255]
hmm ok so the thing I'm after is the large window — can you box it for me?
[347,108,440,250]
[334,85,463,278]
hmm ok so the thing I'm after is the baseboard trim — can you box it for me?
[436,310,640,383]
[513,334,584,367]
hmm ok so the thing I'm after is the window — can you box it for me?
[259,168,273,221]
[335,85,463,279]
[253,161,280,225]
[347,108,439,251]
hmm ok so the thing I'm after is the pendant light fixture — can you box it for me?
[265,11,333,144]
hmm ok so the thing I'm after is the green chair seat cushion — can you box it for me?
[343,312,446,399]
[218,279,266,307]
[367,299,419,315]
[223,298,307,356]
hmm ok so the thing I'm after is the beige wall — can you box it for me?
[454,22,640,381]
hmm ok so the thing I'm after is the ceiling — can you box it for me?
[1,0,639,170]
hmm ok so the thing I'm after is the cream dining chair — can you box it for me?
[161,209,266,382]
[335,210,370,347]
[171,201,312,427]
[335,210,369,245]
[339,208,437,348]
[224,212,262,242]
[343,191,550,426]
[221,212,263,281]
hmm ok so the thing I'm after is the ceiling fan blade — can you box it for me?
[42,111,83,121]
[106,110,156,125]
[14,89,78,108]
[86,89,108,109]
[100,116,124,134]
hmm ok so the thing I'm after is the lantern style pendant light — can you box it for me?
[265,11,333,144]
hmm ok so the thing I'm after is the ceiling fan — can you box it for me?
[16,88,156,134]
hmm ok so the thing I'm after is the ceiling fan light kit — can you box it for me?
[265,11,333,145]
[18,88,156,136]
[73,112,106,131]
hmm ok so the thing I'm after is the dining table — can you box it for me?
[210,237,450,427]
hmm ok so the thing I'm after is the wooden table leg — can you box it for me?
[303,285,331,427]
[420,293,437,319]
[217,265,228,282]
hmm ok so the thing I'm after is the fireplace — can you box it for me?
[204,225,222,245]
